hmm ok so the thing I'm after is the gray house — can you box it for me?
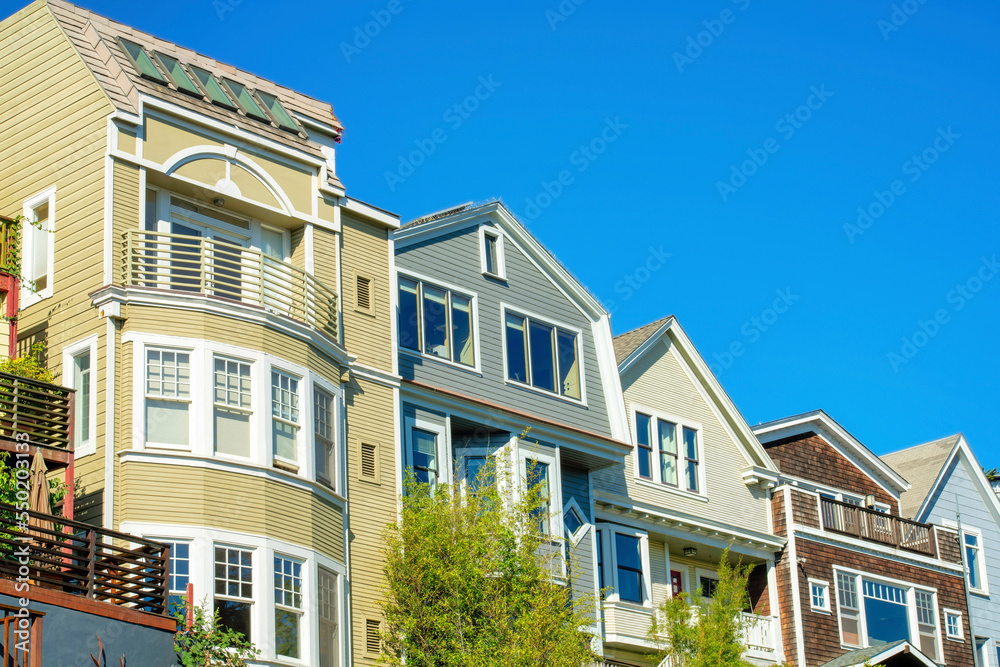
[391,200,633,640]
[883,435,1000,667]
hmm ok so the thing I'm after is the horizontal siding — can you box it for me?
[341,214,392,372]
[562,465,591,521]
[571,528,598,624]
[313,225,338,295]
[120,460,344,562]
[396,222,613,437]
[592,336,770,535]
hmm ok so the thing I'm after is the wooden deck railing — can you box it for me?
[0,603,43,666]
[0,372,73,451]
[122,230,338,340]
[820,497,936,556]
[0,504,169,616]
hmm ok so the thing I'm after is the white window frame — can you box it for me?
[213,354,254,461]
[143,346,194,451]
[809,578,831,613]
[397,271,480,373]
[562,496,590,545]
[518,447,562,538]
[479,225,505,280]
[944,609,964,641]
[695,567,720,601]
[963,527,989,595]
[63,335,98,458]
[599,523,652,607]
[21,186,56,306]
[273,553,306,660]
[403,414,448,490]
[630,404,705,498]
[213,544,256,642]
[313,384,339,493]
[270,367,302,469]
[500,303,587,405]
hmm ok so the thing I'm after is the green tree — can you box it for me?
[648,548,757,667]
[377,454,597,667]
[983,467,999,482]
[173,599,260,667]
[0,343,54,383]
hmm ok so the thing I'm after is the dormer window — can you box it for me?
[119,39,166,83]
[153,52,201,98]
[479,227,505,279]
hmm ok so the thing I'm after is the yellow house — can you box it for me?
[0,0,399,663]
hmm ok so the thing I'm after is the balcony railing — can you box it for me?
[123,230,339,341]
[0,372,73,451]
[0,504,170,616]
[742,612,779,660]
[820,497,936,556]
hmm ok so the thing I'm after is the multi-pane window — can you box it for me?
[810,580,829,611]
[505,313,580,399]
[274,556,303,659]
[700,575,720,599]
[837,571,941,656]
[965,531,986,592]
[633,411,698,493]
[146,349,191,447]
[214,357,251,458]
[215,546,253,640]
[683,427,699,492]
[526,460,551,535]
[23,193,54,300]
[596,530,605,597]
[915,589,939,659]
[271,371,300,463]
[319,567,340,667]
[945,610,963,639]
[166,542,190,616]
[410,427,439,489]
[635,413,653,480]
[837,572,861,646]
[72,349,92,450]
[659,419,679,486]
[315,387,336,488]
[615,533,644,604]
[398,277,475,367]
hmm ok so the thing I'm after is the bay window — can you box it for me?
[398,277,476,367]
[274,555,304,659]
[615,533,645,603]
[146,348,191,448]
[271,370,300,465]
[214,356,252,458]
[315,387,337,489]
[319,567,340,667]
[504,311,580,400]
[215,546,254,640]
[598,525,650,605]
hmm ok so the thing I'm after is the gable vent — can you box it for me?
[366,618,381,654]
[361,442,378,480]
[356,275,372,312]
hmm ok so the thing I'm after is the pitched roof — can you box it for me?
[819,640,936,667]
[881,434,962,519]
[44,0,343,185]
[612,317,672,363]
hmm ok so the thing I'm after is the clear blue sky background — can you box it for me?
[7,0,999,462]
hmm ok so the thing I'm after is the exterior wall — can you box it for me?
[764,432,899,514]
[341,213,392,371]
[395,222,612,437]
[594,336,771,535]
[0,0,114,510]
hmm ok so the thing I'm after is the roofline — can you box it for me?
[912,435,1000,527]
[617,316,675,375]
[341,196,400,229]
[753,410,910,493]
[833,641,937,667]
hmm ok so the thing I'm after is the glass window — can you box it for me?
[271,370,300,462]
[422,285,449,359]
[451,294,474,366]
[596,530,605,597]
[214,546,253,640]
[837,572,861,646]
[527,321,556,392]
[505,314,528,382]
[484,232,499,275]
[465,456,493,497]
[557,330,580,399]
[274,555,303,659]
[564,505,584,536]
[397,278,476,367]
[683,427,699,492]
[152,53,201,96]
[965,532,984,591]
[214,357,251,458]
[862,580,909,645]
[527,460,551,535]
[146,349,191,447]
[410,427,438,489]
[915,590,939,659]
[810,582,828,611]
[256,90,300,133]
[659,419,678,487]
[72,350,92,449]
[166,542,190,616]
[319,567,340,667]
[25,198,52,293]
[635,413,652,480]
[504,312,581,399]
[222,79,270,122]
[615,533,644,603]
[119,39,165,82]
[189,66,236,108]
[315,387,336,488]
[398,278,420,352]
[700,575,719,599]
[946,612,961,638]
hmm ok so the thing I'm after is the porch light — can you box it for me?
[864,494,876,508]
[683,547,697,557]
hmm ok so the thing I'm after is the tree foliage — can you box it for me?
[648,548,757,667]
[173,599,260,667]
[0,343,54,383]
[983,467,999,482]
[378,454,597,667]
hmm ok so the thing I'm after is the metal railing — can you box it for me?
[0,372,73,451]
[123,230,339,340]
[820,497,936,556]
[0,504,170,616]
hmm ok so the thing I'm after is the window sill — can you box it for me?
[482,271,506,282]
[970,588,990,598]
[635,478,709,503]
[604,598,653,612]
[946,636,966,643]
[399,348,481,376]
[504,379,586,407]
[810,608,831,615]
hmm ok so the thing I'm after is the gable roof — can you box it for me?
[820,640,937,667]
[613,316,777,472]
[881,435,961,519]
[41,0,343,186]
[753,410,910,495]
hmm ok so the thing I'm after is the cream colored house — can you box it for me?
[0,1,398,663]
[593,316,785,666]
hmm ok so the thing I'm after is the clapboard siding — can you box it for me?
[593,336,770,535]
[313,225,338,295]
[562,465,591,521]
[342,213,392,372]
[396,222,612,437]
[571,528,598,623]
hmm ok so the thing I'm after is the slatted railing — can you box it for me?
[0,603,42,666]
[0,504,169,616]
[123,230,339,340]
[0,373,73,451]
[820,497,936,556]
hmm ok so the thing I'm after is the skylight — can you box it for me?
[154,53,201,98]
[256,90,299,133]
[120,39,166,83]
[188,65,236,109]
[222,79,269,123]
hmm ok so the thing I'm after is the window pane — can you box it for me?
[528,321,556,392]
[465,456,493,495]
[864,597,909,644]
[635,413,652,479]
[256,90,299,132]
[29,203,50,289]
[271,372,299,423]
[484,234,498,274]
[527,461,550,534]
[617,569,643,603]
[273,420,297,460]
[505,314,528,382]
[260,227,285,261]
[319,567,339,667]
[147,400,190,446]
[215,407,250,457]
[701,576,719,598]
[215,357,251,408]
[411,427,437,487]
[684,427,698,492]
[615,533,643,603]
[616,534,641,571]
[275,609,301,658]
[74,352,91,446]
[154,53,200,96]
[189,66,235,107]
[557,330,579,398]
[422,286,449,359]
[120,40,165,82]
[216,600,252,639]
[145,189,158,231]
[451,294,474,366]
[659,420,677,486]
[398,278,420,351]
[315,388,335,484]
[222,79,269,121]
[564,507,583,536]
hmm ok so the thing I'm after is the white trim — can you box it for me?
[593,313,630,441]
[944,608,964,640]
[21,186,56,307]
[340,195,400,229]
[397,270,482,375]
[597,522,653,607]
[478,224,506,280]
[104,319,116,530]
[518,445,563,540]
[63,335,99,459]
[694,566,720,601]
[561,496,590,545]
[808,578,831,613]
[961,526,990,595]
[630,402,705,497]
[403,413,449,488]
[795,525,964,573]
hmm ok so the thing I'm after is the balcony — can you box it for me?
[819,497,936,556]
[0,371,73,453]
[122,230,339,342]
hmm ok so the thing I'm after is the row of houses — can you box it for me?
[0,1,997,665]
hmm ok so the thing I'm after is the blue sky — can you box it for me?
[9,0,1000,462]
